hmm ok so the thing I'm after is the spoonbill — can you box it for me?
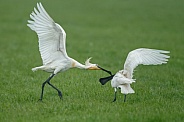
[27,3,111,101]
[99,48,170,102]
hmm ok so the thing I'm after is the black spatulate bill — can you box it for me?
[97,65,114,85]
[97,65,112,76]
[99,75,115,85]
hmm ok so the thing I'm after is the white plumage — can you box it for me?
[123,48,170,79]
[27,3,109,101]
[111,71,135,95]
[100,48,170,102]
[27,3,87,73]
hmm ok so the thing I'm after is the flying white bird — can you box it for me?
[27,3,111,101]
[99,48,170,102]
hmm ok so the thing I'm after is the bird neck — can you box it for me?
[70,58,86,69]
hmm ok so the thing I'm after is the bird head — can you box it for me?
[118,70,124,74]
[85,57,100,70]
[118,70,128,77]
[85,57,112,73]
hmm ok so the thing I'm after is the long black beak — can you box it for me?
[97,65,112,76]
[99,75,115,85]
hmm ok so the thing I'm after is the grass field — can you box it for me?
[0,0,184,122]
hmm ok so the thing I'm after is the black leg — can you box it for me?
[112,88,117,102]
[124,94,127,102]
[39,74,62,101]
[47,81,62,99]
[39,80,47,101]
[39,74,55,101]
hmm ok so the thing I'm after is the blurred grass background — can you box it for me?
[0,0,183,122]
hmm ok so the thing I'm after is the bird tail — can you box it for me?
[31,66,45,72]
[118,84,135,94]
[32,67,38,72]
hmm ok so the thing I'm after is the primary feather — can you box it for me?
[109,48,170,102]
[27,3,68,65]
[123,48,170,79]
[27,3,108,101]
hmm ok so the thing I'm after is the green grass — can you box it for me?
[0,0,184,122]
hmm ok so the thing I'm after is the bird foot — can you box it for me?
[112,98,116,102]
[38,99,43,102]
[58,91,62,100]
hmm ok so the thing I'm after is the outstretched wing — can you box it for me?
[27,3,68,65]
[123,48,170,78]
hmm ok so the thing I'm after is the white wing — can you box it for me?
[123,48,170,78]
[27,3,68,65]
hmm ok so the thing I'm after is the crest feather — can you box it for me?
[85,57,92,66]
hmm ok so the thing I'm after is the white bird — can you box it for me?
[27,3,111,101]
[99,48,170,102]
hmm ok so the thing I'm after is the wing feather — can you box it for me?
[27,3,68,65]
[123,48,170,78]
